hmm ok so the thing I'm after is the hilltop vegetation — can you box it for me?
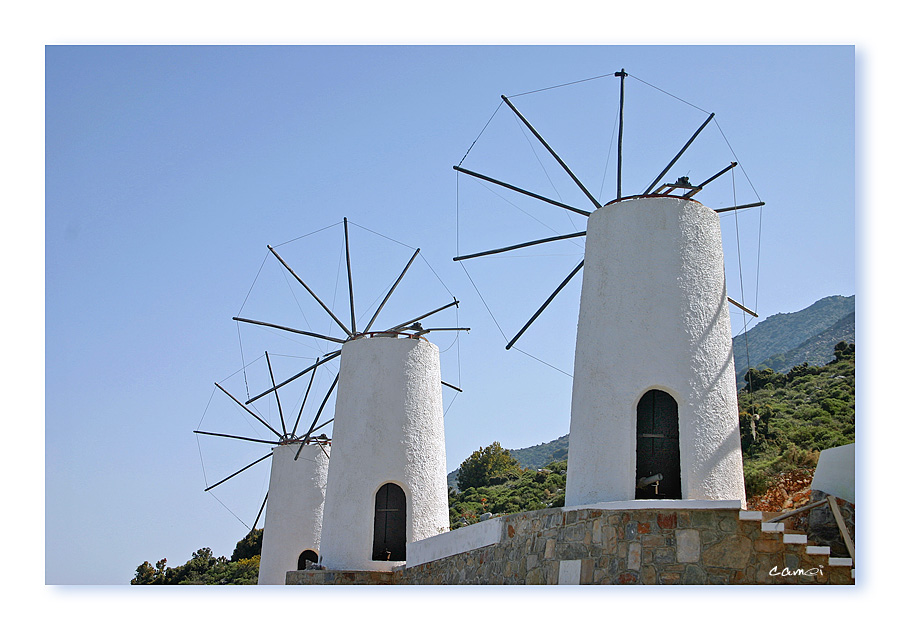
[738,341,855,496]
[131,528,262,585]
[449,459,567,529]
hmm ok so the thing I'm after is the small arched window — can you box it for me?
[635,389,682,499]
[372,482,406,561]
[297,549,318,570]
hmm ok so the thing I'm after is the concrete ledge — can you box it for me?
[783,534,808,544]
[406,517,503,568]
[563,499,742,512]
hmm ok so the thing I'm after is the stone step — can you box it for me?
[753,514,854,576]
[806,545,831,555]
[828,557,853,567]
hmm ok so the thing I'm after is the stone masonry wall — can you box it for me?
[285,506,854,585]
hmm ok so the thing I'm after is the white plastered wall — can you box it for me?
[317,336,450,571]
[257,442,329,584]
[565,196,745,506]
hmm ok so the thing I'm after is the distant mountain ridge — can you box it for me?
[509,434,569,470]
[732,295,854,383]
[749,311,855,376]
[447,294,855,484]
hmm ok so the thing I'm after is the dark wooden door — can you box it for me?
[372,482,406,561]
[635,389,682,499]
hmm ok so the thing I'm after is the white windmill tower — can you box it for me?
[454,70,763,508]
[195,345,336,584]
[222,218,465,575]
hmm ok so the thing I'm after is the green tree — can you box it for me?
[231,528,263,562]
[131,561,158,585]
[457,441,522,491]
[131,539,263,585]
[165,547,225,585]
[206,556,261,585]
[831,340,855,363]
[131,557,169,585]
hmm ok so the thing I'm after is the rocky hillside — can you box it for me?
[732,295,854,383]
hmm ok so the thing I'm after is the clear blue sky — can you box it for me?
[3,0,892,621]
[42,44,858,589]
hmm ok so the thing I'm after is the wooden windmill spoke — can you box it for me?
[311,418,334,433]
[265,351,287,436]
[453,231,586,262]
[246,350,341,405]
[290,357,320,437]
[453,166,591,218]
[232,316,346,345]
[615,69,626,199]
[684,162,738,198]
[252,492,268,531]
[267,245,353,337]
[343,218,357,335]
[441,381,463,392]
[505,259,585,351]
[307,416,334,435]
[419,327,471,334]
[193,430,282,445]
[204,451,273,492]
[362,247,421,334]
[713,201,765,213]
[215,382,283,439]
[294,373,340,461]
[727,296,759,318]
[501,95,601,209]
[387,299,460,333]
[642,112,716,195]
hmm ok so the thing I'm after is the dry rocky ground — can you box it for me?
[746,468,854,557]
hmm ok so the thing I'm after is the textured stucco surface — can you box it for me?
[257,443,329,585]
[317,336,450,571]
[566,196,745,506]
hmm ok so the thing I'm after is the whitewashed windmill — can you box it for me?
[454,70,762,507]
[221,219,464,576]
[195,348,334,584]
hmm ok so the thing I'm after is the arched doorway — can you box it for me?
[372,482,406,561]
[635,389,682,499]
[297,549,318,570]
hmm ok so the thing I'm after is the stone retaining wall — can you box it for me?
[285,505,854,585]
